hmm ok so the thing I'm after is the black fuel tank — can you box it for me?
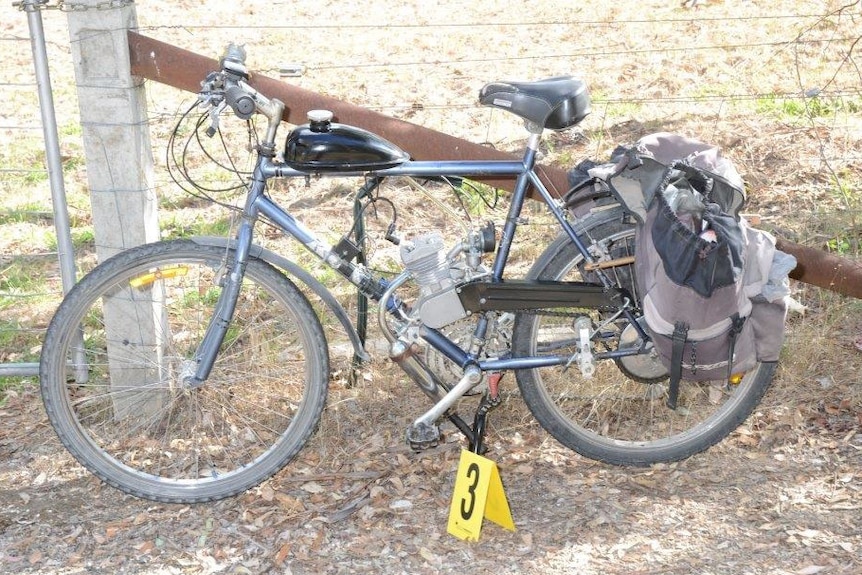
[284,110,410,172]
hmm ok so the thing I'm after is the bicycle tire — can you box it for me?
[40,240,330,502]
[512,206,776,466]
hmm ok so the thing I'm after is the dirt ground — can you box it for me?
[0,357,860,575]
[1,0,861,574]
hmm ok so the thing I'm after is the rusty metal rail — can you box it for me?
[127,31,862,299]
[776,238,862,300]
[127,31,571,197]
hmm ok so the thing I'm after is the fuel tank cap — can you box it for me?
[307,110,333,132]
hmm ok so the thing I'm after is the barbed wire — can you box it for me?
[12,0,134,12]
[295,37,859,72]
[8,8,856,77]
[1,12,858,120]
[138,11,839,30]
[785,1,862,211]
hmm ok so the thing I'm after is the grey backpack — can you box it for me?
[589,133,791,409]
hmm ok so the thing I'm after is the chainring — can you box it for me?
[423,315,512,390]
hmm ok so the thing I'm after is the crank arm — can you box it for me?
[406,365,481,448]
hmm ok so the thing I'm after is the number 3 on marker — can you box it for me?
[460,462,480,520]
[447,450,514,541]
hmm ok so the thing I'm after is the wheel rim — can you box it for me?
[522,226,761,457]
[46,248,323,498]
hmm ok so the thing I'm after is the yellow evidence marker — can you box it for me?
[447,449,515,541]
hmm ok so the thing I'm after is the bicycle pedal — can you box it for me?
[405,421,441,450]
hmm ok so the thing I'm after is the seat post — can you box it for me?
[524,131,542,155]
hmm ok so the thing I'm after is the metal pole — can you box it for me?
[5,0,80,378]
[0,363,40,377]
[23,0,78,295]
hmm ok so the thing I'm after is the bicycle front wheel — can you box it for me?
[512,207,775,466]
[40,240,330,502]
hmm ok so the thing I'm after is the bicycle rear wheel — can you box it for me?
[40,240,329,502]
[512,207,775,466]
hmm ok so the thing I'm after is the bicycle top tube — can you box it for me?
[250,136,598,277]
[261,156,530,181]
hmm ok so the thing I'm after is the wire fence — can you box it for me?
[0,27,58,376]
[0,0,860,380]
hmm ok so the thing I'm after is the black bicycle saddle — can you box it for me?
[479,77,590,131]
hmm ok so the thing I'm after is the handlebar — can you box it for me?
[198,44,285,152]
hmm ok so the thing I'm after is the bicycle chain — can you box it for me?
[514,308,580,318]
[512,306,621,318]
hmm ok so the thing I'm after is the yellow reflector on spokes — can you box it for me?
[129,265,189,288]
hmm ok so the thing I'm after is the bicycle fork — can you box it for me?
[185,192,260,388]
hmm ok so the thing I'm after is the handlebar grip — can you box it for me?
[225,85,256,120]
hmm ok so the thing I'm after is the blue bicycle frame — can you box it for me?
[189,134,647,386]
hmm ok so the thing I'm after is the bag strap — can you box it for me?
[667,321,689,410]
[725,313,746,382]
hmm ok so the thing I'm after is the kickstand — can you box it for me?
[469,372,503,454]
[471,401,489,454]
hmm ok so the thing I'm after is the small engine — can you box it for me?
[400,223,495,329]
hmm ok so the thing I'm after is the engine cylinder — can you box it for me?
[400,233,450,292]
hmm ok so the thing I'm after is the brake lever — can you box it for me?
[205,99,228,138]
[195,71,228,138]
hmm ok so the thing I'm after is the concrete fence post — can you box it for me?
[65,1,164,413]
[66,0,158,259]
